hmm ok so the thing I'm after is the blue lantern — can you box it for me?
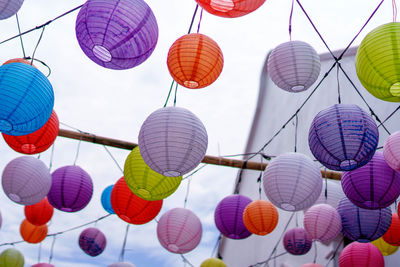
[101,185,115,214]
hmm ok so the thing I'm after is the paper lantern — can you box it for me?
[124,147,182,200]
[167,33,224,89]
[371,237,399,256]
[3,58,33,66]
[195,0,266,18]
[356,22,400,102]
[304,204,342,243]
[337,198,391,242]
[268,41,321,93]
[200,258,227,267]
[47,165,93,212]
[382,213,400,246]
[111,177,162,224]
[138,106,208,177]
[31,264,55,267]
[0,63,54,135]
[214,195,252,239]
[309,104,379,171]
[312,180,345,209]
[383,131,400,171]
[3,110,59,154]
[339,242,384,267]
[20,219,47,244]
[75,0,158,70]
[301,264,324,267]
[242,200,278,235]
[0,248,24,267]
[0,0,24,20]
[283,228,312,255]
[108,263,136,267]
[342,151,400,209]
[262,152,322,211]
[157,208,202,254]
[2,156,51,205]
[79,227,107,257]
[25,197,54,226]
[101,185,115,214]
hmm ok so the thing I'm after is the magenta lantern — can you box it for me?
[31,264,55,267]
[339,242,384,267]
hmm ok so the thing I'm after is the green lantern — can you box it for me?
[124,147,182,200]
[0,248,24,267]
[356,22,400,102]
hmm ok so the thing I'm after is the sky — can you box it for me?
[0,0,397,267]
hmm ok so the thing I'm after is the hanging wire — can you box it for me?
[103,145,124,174]
[182,164,207,180]
[211,235,221,257]
[48,235,57,264]
[325,238,344,266]
[173,82,178,106]
[163,80,175,107]
[313,240,318,263]
[187,4,200,34]
[324,168,328,200]
[119,224,130,262]
[24,57,52,77]
[295,212,299,227]
[337,63,342,104]
[49,143,55,172]
[37,242,42,263]
[31,26,46,65]
[393,0,398,21]
[181,254,195,267]
[73,136,82,165]
[294,114,298,152]
[289,0,295,40]
[378,105,400,128]
[15,14,26,58]
[197,8,204,33]
[249,252,289,267]
[257,173,262,199]
[183,178,192,208]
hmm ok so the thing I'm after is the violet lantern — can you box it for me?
[79,227,107,257]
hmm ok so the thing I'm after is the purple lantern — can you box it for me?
[342,151,400,209]
[283,228,312,255]
[337,198,392,242]
[214,195,252,239]
[47,165,93,212]
[308,104,379,171]
[79,227,107,257]
[75,0,158,70]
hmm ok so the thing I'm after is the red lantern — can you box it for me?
[382,213,400,245]
[111,177,162,224]
[195,0,266,18]
[25,197,54,226]
[20,219,47,244]
[3,58,34,66]
[2,111,59,154]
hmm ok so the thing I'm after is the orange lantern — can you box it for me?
[167,33,223,89]
[20,219,47,244]
[243,200,279,235]
[25,197,54,226]
[3,58,34,66]
[383,213,400,245]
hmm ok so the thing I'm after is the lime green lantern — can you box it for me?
[124,147,182,200]
[0,248,24,267]
[200,258,227,267]
[371,237,399,256]
[356,22,400,102]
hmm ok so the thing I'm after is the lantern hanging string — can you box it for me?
[173,81,178,106]
[249,252,288,267]
[15,14,26,58]
[183,177,192,208]
[211,235,221,257]
[31,26,46,65]
[180,254,195,267]
[49,143,55,172]
[393,0,398,21]
[37,242,42,264]
[378,105,400,128]
[313,240,318,263]
[197,8,204,33]
[182,164,207,180]
[294,114,298,152]
[288,0,295,40]
[163,80,175,107]
[119,224,130,262]
[187,4,200,34]
[24,57,52,77]
[337,63,342,104]
[48,235,57,264]
[257,172,262,199]
[73,135,82,165]
[324,168,328,200]
[103,145,124,174]
[325,238,344,266]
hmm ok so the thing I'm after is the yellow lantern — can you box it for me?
[200,258,227,267]
[371,237,399,256]
[0,248,24,267]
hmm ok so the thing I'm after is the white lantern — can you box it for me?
[262,153,322,211]
[0,0,24,20]
[267,41,321,93]
[138,107,208,177]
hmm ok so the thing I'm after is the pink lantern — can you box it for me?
[157,208,202,254]
[339,242,384,267]
[304,204,342,243]
[383,131,400,171]
[108,263,136,267]
[301,264,324,267]
[31,264,55,267]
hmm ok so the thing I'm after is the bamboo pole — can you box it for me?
[57,128,342,180]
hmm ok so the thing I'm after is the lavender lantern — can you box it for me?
[79,227,107,257]
[337,198,392,242]
[342,151,400,209]
[283,228,312,255]
[157,208,202,254]
[214,195,252,239]
[0,0,24,20]
[308,104,378,171]
[47,166,93,212]
[76,0,158,70]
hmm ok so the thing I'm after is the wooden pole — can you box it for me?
[57,128,342,180]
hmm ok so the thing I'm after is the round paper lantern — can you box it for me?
[79,227,107,257]
[3,58,33,66]
[337,198,391,242]
[304,204,342,243]
[31,264,55,267]
[111,177,162,224]
[0,63,54,135]
[108,263,136,267]
[195,0,266,18]
[200,258,227,267]
[47,165,93,212]
[20,219,47,244]
[342,151,400,209]
[301,264,324,267]
[339,242,384,267]
[308,104,379,171]
[371,237,399,256]
[2,156,51,205]
[312,180,345,209]
[157,208,202,254]
[138,106,208,177]
[382,213,400,246]
[0,248,24,267]
[383,131,400,171]
[214,195,252,239]
[101,185,115,214]
[75,0,158,70]
[2,110,59,154]
[25,197,54,226]
[167,33,224,89]
[262,152,322,211]
[124,147,182,200]
[283,228,312,255]
[356,22,400,102]
[242,200,278,235]
[268,41,321,93]
[0,0,24,20]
